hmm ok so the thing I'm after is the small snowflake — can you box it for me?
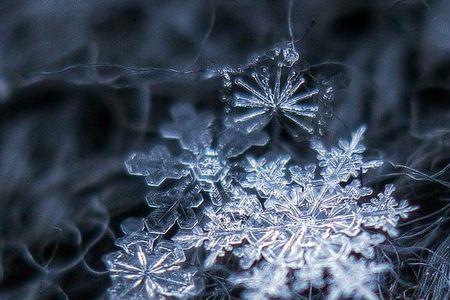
[222,47,332,138]
[103,242,202,299]
[160,102,214,155]
[125,145,188,186]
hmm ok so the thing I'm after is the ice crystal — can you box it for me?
[145,177,203,234]
[172,126,416,299]
[222,47,332,138]
[103,241,201,299]
[126,145,188,186]
[125,103,268,233]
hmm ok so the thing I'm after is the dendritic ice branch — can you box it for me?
[145,177,204,234]
[228,261,291,300]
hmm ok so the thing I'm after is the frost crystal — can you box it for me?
[222,47,332,138]
[103,241,201,299]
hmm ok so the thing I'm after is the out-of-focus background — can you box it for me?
[0,0,449,299]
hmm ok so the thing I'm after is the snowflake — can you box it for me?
[160,102,214,155]
[222,47,332,138]
[103,241,202,300]
[172,126,416,299]
[125,103,268,233]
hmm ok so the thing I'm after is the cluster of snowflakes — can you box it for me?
[103,47,417,299]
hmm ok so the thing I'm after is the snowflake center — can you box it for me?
[196,155,222,177]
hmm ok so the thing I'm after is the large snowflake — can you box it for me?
[173,126,417,299]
